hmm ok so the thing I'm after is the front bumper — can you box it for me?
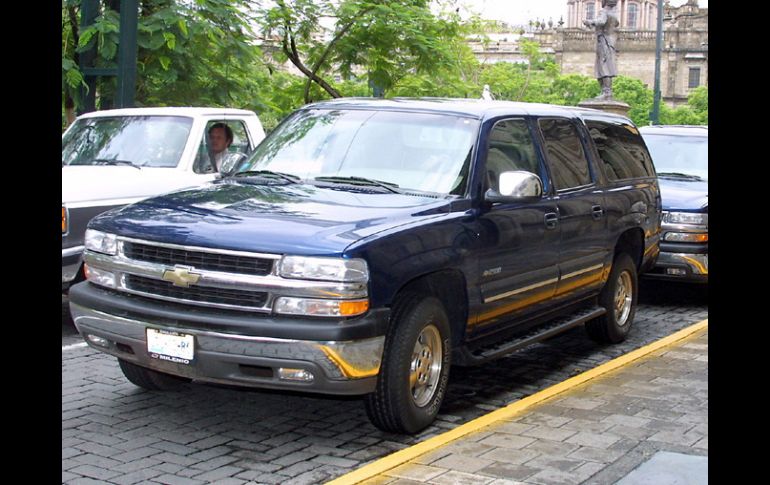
[646,251,708,283]
[69,282,388,395]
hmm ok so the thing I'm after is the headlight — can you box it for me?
[279,256,369,282]
[662,211,708,226]
[84,229,118,255]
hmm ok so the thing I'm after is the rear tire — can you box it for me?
[118,359,189,391]
[364,294,451,434]
[587,253,637,343]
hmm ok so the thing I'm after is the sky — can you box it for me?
[455,0,708,27]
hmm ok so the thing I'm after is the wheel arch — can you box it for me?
[391,269,469,348]
[614,227,645,271]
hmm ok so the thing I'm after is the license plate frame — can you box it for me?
[146,328,195,365]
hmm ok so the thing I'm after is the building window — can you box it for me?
[586,2,595,20]
[688,67,701,88]
[628,3,639,29]
[648,4,655,29]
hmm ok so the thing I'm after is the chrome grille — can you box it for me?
[123,241,273,275]
[125,274,268,308]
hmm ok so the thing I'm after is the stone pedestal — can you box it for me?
[577,98,631,117]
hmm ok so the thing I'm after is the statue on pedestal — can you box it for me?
[583,0,619,99]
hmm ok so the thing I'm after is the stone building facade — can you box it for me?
[566,0,661,30]
[469,1,708,106]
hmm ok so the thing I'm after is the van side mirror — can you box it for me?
[218,152,248,177]
[485,171,543,203]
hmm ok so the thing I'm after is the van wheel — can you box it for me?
[118,359,189,391]
[587,253,637,343]
[364,294,451,434]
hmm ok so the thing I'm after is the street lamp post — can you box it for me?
[650,0,664,125]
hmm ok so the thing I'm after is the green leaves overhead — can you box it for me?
[63,0,264,112]
[258,0,467,102]
[62,1,706,131]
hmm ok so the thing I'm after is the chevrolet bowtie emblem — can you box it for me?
[162,265,202,287]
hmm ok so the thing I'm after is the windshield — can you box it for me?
[238,109,480,195]
[642,133,708,181]
[62,115,193,168]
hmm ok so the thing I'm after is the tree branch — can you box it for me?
[275,0,341,101]
[303,6,375,103]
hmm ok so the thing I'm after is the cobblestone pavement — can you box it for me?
[62,281,707,484]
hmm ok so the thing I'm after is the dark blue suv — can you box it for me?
[69,99,661,433]
[640,125,708,283]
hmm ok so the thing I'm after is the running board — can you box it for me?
[460,306,607,365]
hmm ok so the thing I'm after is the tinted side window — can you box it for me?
[586,120,655,181]
[538,118,592,190]
[485,119,540,191]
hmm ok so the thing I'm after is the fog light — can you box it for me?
[274,297,369,317]
[86,334,110,348]
[85,265,116,288]
[666,268,687,276]
[278,368,314,382]
[664,232,708,243]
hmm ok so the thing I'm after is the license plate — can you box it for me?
[147,328,194,364]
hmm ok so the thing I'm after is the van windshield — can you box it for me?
[62,116,193,168]
[238,109,480,196]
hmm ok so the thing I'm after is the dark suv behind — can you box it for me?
[640,125,707,282]
[70,99,661,433]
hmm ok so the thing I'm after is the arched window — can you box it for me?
[628,3,639,29]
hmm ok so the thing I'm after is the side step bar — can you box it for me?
[459,306,607,365]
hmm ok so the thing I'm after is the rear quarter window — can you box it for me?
[585,120,655,181]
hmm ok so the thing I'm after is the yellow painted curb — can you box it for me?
[327,319,708,485]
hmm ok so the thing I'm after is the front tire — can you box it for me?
[118,359,189,391]
[587,253,638,343]
[365,294,451,434]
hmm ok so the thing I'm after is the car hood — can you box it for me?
[62,166,213,205]
[658,177,708,212]
[89,180,455,255]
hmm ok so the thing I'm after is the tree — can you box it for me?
[62,0,268,123]
[257,0,467,102]
[63,0,87,126]
[547,74,600,106]
[660,85,707,125]
[611,76,654,126]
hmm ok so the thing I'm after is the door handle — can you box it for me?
[544,212,558,229]
[591,205,604,220]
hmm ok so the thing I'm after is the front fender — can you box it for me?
[345,212,478,309]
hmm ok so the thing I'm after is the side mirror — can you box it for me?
[485,171,543,203]
[219,152,248,177]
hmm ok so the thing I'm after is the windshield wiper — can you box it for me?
[91,158,142,169]
[657,172,703,181]
[232,170,300,184]
[314,176,402,194]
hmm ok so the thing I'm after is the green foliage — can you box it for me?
[548,74,600,105]
[611,76,654,126]
[61,1,707,133]
[62,0,271,115]
[258,0,467,100]
[659,86,708,125]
